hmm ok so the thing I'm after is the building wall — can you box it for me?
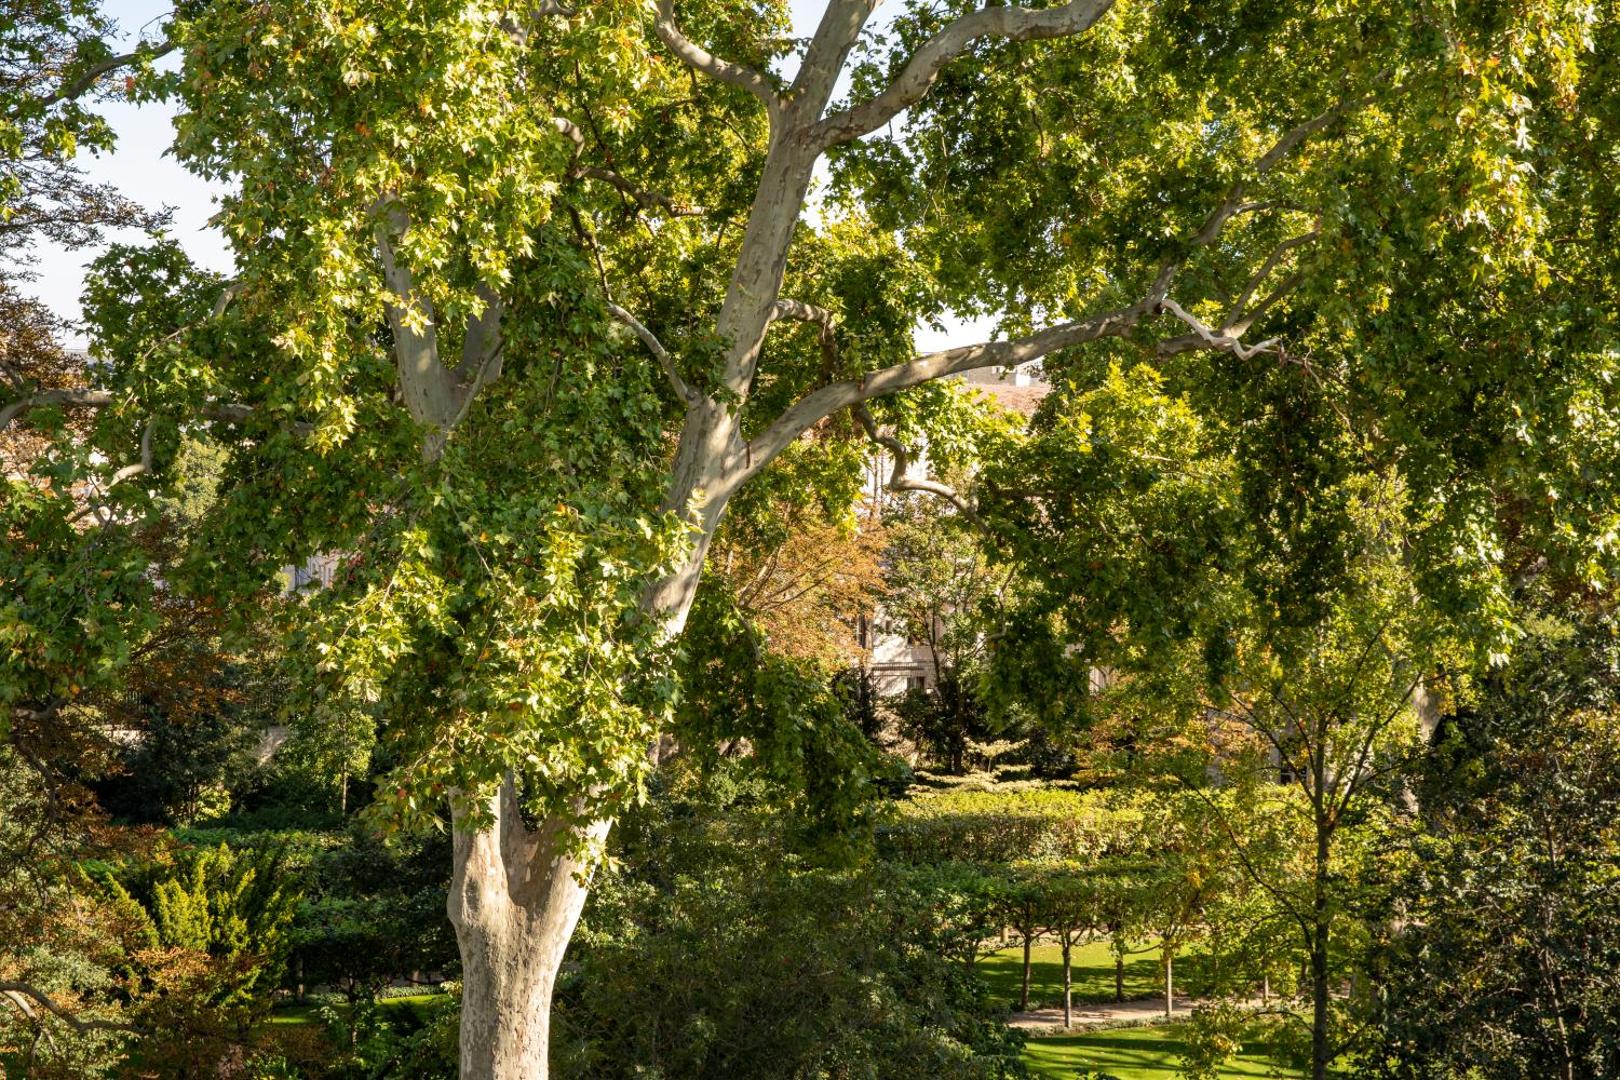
[855,364,1049,697]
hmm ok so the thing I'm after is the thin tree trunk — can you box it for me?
[1061,938,1073,1030]
[1310,927,1329,1080]
[1311,828,1332,1080]
[1021,932,1033,1011]
[1164,943,1174,1018]
[1111,930,1125,1002]
[449,779,610,1080]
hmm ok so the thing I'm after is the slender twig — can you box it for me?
[0,982,142,1035]
[41,41,179,108]
[607,302,697,404]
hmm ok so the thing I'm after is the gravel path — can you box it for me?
[1009,993,1262,1031]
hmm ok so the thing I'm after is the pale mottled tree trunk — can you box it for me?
[449,781,610,1080]
[448,426,726,1079]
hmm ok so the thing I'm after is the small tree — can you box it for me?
[1096,867,1152,1005]
[1001,865,1047,1011]
[1034,863,1105,1029]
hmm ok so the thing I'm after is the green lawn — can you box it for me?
[1024,1024,1292,1079]
[978,939,1213,1010]
[267,990,446,1027]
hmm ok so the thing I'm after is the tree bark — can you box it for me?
[1164,944,1174,1018]
[1061,938,1073,1029]
[1310,829,1331,1080]
[449,780,610,1080]
[1310,928,1329,1080]
[1021,933,1033,1011]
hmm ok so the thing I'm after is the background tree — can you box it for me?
[708,450,888,669]
[1001,865,1047,1012]
[0,0,172,280]
[1035,863,1104,1030]
[292,828,458,1007]
[1363,611,1620,1080]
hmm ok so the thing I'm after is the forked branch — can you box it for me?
[853,402,981,523]
[374,201,460,434]
[812,0,1115,148]
[769,298,839,379]
[1154,297,1280,360]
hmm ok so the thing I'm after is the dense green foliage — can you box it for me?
[5,0,1620,1074]
[553,765,1026,1079]
[1362,614,1620,1078]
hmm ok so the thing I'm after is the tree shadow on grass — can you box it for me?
[980,940,1215,1010]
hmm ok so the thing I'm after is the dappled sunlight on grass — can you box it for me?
[1023,1024,1292,1079]
[979,938,1213,1010]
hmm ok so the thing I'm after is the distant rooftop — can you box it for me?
[961,364,1049,418]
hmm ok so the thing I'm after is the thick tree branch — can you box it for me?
[373,203,460,435]
[0,387,114,429]
[653,0,784,120]
[106,421,153,487]
[852,402,981,523]
[812,0,1115,148]
[0,982,142,1035]
[457,285,505,384]
[792,0,881,120]
[724,72,1382,504]
[607,302,696,404]
[741,299,1147,483]
[440,286,506,440]
[769,298,839,379]
[768,298,835,330]
[66,420,152,525]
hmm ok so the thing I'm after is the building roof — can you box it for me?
[958,366,1050,417]
[978,382,1049,417]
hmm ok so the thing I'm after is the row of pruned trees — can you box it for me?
[883,787,1317,1029]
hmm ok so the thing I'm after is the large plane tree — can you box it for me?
[4,0,1617,1076]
